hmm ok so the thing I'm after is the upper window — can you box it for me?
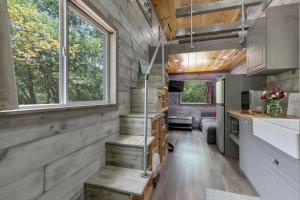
[7,0,116,106]
[180,80,214,104]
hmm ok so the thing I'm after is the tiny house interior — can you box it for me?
[0,0,299,200]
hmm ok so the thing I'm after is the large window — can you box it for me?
[180,80,214,104]
[68,6,108,102]
[8,0,60,105]
[7,0,116,106]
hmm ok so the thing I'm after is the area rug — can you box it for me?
[206,188,262,200]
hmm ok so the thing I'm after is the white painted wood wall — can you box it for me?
[0,0,161,200]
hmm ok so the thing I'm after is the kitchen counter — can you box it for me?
[227,110,299,121]
[228,109,300,159]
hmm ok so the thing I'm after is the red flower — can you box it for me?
[261,88,286,101]
[261,96,267,100]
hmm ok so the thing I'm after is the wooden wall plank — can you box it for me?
[0,118,118,186]
[0,169,44,200]
[45,140,106,191]
[38,159,101,200]
[0,111,118,150]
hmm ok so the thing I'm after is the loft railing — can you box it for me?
[142,24,169,178]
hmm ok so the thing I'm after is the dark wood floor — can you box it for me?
[151,130,258,200]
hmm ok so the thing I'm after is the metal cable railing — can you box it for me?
[141,24,169,178]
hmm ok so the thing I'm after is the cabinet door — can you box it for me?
[239,119,247,173]
[247,45,265,73]
[247,18,266,74]
[260,143,300,200]
[239,120,254,178]
[239,120,262,194]
[216,105,225,153]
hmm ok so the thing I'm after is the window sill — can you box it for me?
[0,103,118,116]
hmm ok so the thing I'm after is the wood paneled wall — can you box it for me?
[168,74,219,128]
[0,0,160,199]
[169,92,216,128]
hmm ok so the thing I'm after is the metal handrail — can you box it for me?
[241,0,245,43]
[141,24,168,178]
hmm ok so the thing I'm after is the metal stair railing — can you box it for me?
[141,24,168,178]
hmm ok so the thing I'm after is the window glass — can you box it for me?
[68,7,107,102]
[181,80,212,104]
[8,0,60,105]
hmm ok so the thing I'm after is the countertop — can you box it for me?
[227,110,299,121]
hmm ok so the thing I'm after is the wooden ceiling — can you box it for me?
[151,0,247,74]
[168,49,246,73]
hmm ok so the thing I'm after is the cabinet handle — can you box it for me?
[272,159,279,166]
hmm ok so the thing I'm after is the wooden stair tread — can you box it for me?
[120,112,164,120]
[106,135,154,148]
[85,165,151,196]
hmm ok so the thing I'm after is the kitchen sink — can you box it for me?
[253,118,300,159]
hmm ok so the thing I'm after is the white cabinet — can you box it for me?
[247,4,299,75]
[239,118,300,200]
[247,18,266,74]
[260,143,300,200]
[239,119,263,194]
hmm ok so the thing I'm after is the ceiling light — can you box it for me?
[222,56,229,60]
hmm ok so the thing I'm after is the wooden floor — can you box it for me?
[151,130,258,200]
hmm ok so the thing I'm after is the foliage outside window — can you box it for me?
[180,80,213,104]
[7,0,112,106]
[68,7,108,102]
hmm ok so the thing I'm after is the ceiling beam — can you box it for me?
[172,32,240,44]
[176,0,263,18]
[169,71,229,76]
[166,37,243,55]
[176,20,252,38]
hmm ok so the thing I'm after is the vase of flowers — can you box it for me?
[261,88,286,117]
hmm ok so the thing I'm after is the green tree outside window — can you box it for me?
[181,80,210,104]
[8,0,106,105]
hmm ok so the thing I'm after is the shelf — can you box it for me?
[229,134,239,146]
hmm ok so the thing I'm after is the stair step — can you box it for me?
[106,135,154,148]
[120,113,164,136]
[137,74,165,88]
[120,112,164,119]
[130,88,168,113]
[106,135,155,170]
[85,165,152,199]
[148,64,167,75]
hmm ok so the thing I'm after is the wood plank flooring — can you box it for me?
[151,130,258,200]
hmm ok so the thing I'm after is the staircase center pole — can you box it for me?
[142,78,149,178]
[162,33,165,85]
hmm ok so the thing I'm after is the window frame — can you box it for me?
[65,2,110,105]
[16,0,117,109]
[179,80,213,105]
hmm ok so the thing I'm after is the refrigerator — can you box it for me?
[216,79,225,153]
[215,75,267,158]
